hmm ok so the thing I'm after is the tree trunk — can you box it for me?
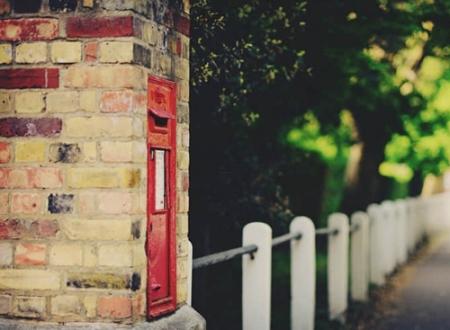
[341,141,387,213]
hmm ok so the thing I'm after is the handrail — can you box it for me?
[193,244,258,270]
[272,231,302,247]
[316,227,339,236]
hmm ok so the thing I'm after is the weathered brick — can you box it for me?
[0,192,8,213]
[174,14,190,37]
[66,16,134,38]
[0,242,12,265]
[14,296,46,318]
[99,41,133,63]
[0,168,31,188]
[0,0,11,16]
[51,295,81,318]
[13,0,42,13]
[15,141,47,162]
[15,242,47,266]
[15,42,47,64]
[67,168,140,188]
[177,150,189,170]
[0,142,10,163]
[98,296,131,319]
[98,243,132,267]
[83,296,96,318]
[0,295,11,315]
[97,192,132,214]
[0,69,59,89]
[177,193,189,213]
[82,142,97,162]
[80,90,97,112]
[64,65,144,89]
[11,192,43,214]
[46,91,77,113]
[0,19,59,41]
[61,219,131,241]
[83,245,97,267]
[0,93,12,113]
[51,41,82,63]
[65,116,133,138]
[49,0,77,12]
[15,92,45,114]
[50,243,82,266]
[177,214,189,235]
[177,277,188,304]
[48,193,73,214]
[0,118,62,137]
[84,41,97,62]
[67,273,129,290]
[100,90,134,113]
[49,143,81,163]
[100,141,132,162]
[31,168,63,188]
[0,44,12,64]
[133,44,151,68]
[0,269,59,290]
[0,219,59,239]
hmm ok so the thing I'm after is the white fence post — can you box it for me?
[187,241,193,306]
[290,216,316,330]
[242,222,272,330]
[395,200,408,265]
[381,201,396,274]
[406,198,416,254]
[350,211,370,302]
[367,204,385,285]
[328,213,349,322]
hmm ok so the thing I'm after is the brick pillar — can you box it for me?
[0,0,199,327]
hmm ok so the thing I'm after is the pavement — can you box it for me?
[375,235,450,330]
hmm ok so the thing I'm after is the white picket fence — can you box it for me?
[188,192,450,330]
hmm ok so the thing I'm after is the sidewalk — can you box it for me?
[374,234,450,330]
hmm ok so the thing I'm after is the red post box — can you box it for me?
[147,76,177,318]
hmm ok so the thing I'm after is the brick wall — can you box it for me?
[0,0,190,324]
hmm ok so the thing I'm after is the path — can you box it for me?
[372,234,450,330]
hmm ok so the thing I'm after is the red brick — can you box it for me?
[0,168,31,188]
[100,90,134,113]
[11,193,42,214]
[0,69,59,89]
[98,296,132,319]
[66,16,134,38]
[174,14,190,36]
[15,242,46,266]
[30,168,63,188]
[0,142,10,163]
[0,219,59,239]
[0,118,62,137]
[0,0,11,16]
[0,18,58,41]
[84,41,97,62]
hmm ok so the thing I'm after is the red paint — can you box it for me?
[174,14,190,37]
[0,117,62,137]
[66,16,134,38]
[147,76,177,318]
[0,68,59,89]
[0,18,58,41]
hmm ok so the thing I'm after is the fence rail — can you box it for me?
[187,193,450,330]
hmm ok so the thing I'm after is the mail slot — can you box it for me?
[147,76,177,318]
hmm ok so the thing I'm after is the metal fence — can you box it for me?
[187,193,450,330]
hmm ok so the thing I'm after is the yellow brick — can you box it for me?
[99,41,134,63]
[60,220,131,241]
[15,141,46,162]
[46,91,78,113]
[51,41,82,63]
[65,116,133,138]
[80,90,97,112]
[174,57,189,80]
[15,92,45,114]
[82,142,97,162]
[177,214,189,235]
[0,44,12,64]
[133,242,146,267]
[0,269,60,290]
[0,93,12,113]
[51,295,81,317]
[83,245,97,267]
[49,243,82,266]
[67,168,140,188]
[15,42,47,63]
[83,296,97,318]
[14,296,46,318]
[98,243,132,267]
[177,150,189,170]
[177,277,188,304]
[100,141,133,162]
